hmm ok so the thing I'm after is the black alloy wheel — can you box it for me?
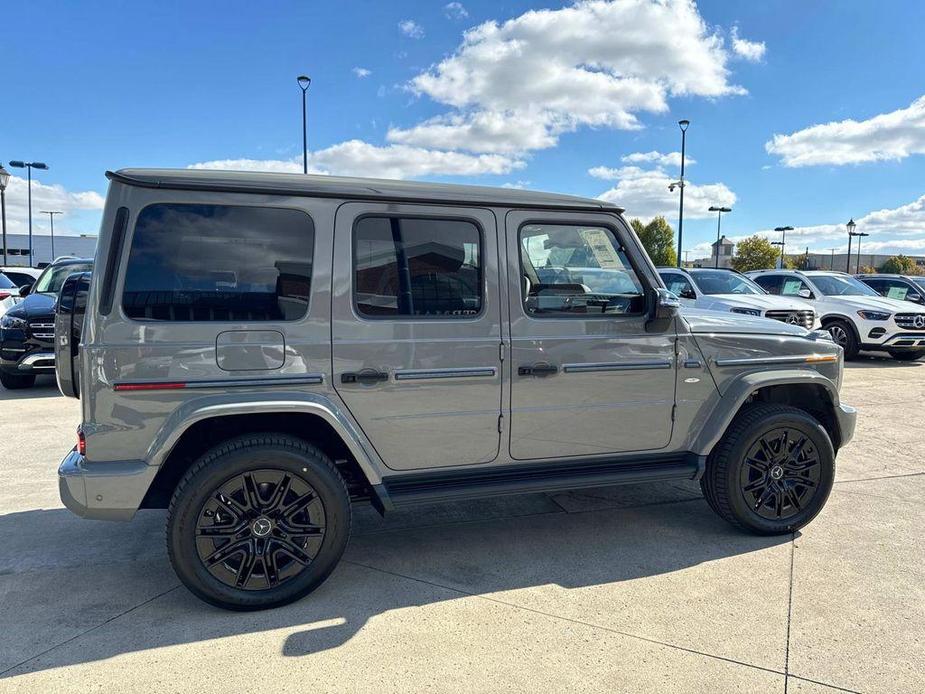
[195,469,326,591]
[738,428,821,521]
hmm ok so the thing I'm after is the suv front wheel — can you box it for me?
[701,403,835,535]
[167,434,351,610]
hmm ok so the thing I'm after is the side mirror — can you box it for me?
[680,289,697,300]
[798,288,812,299]
[909,293,923,304]
[646,288,680,333]
[19,283,32,297]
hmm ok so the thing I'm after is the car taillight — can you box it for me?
[77,427,86,456]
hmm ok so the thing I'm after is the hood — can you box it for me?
[707,294,815,312]
[4,291,56,319]
[680,307,808,336]
[821,294,923,314]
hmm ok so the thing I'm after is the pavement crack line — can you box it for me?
[834,471,924,485]
[783,533,796,694]
[0,584,181,678]
[344,558,787,680]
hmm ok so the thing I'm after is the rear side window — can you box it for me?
[353,216,482,318]
[0,273,14,289]
[752,275,782,294]
[122,203,313,321]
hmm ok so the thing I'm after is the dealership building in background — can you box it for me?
[1,233,98,267]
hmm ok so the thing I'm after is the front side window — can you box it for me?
[779,277,813,298]
[660,272,696,299]
[879,280,914,301]
[34,262,93,294]
[122,204,313,321]
[690,270,764,295]
[353,216,482,318]
[809,274,878,297]
[520,223,644,316]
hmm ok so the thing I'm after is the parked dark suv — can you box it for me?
[0,257,92,389]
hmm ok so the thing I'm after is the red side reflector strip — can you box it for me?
[77,428,86,456]
[0,292,10,300]
[114,382,188,391]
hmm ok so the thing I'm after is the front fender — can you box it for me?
[145,390,384,485]
[692,369,848,456]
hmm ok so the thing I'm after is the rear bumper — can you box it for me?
[835,403,858,449]
[58,449,156,521]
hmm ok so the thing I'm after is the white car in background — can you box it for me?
[747,269,925,361]
[0,266,42,289]
[0,273,22,318]
[658,267,820,329]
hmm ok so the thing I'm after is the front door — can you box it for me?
[507,210,676,460]
[331,203,503,471]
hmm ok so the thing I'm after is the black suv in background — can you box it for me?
[0,257,93,389]
[856,274,925,306]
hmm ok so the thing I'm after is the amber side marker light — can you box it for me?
[805,355,839,363]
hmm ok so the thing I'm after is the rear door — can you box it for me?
[507,210,677,460]
[331,203,503,471]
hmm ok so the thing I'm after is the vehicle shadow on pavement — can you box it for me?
[0,378,62,400]
[0,485,793,678]
[849,352,924,368]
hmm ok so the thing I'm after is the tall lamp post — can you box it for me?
[828,248,838,270]
[773,226,793,268]
[8,160,48,266]
[845,219,856,273]
[39,210,62,263]
[297,75,312,174]
[0,164,9,266]
[708,205,731,268]
[853,232,869,274]
[674,119,689,268]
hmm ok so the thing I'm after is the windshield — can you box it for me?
[690,270,765,295]
[912,277,925,290]
[809,274,879,297]
[33,263,93,294]
[0,273,15,289]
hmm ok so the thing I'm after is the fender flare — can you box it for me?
[692,369,843,456]
[144,391,385,486]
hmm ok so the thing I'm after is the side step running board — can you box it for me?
[376,454,704,511]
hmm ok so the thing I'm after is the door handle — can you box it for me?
[518,363,558,377]
[341,369,389,385]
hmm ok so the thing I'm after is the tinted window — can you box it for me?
[690,270,764,295]
[809,274,878,297]
[0,273,14,289]
[34,263,93,294]
[2,271,35,287]
[779,277,813,297]
[123,204,313,321]
[520,223,644,316]
[660,272,696,299]
[353,216,482,318]
[752,275,782,294]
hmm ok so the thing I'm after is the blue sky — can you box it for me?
[3,0,925,260]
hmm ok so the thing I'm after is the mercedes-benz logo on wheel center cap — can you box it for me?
[914,315,925,329]
[252,518,272,536]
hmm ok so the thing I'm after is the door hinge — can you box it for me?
[497,413,504,433]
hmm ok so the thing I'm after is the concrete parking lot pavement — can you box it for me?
[1,361,923,693]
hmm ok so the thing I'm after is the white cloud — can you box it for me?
[444,2,468,20]
[501,180,531,189]
[190,140,523,180]
[399,19,425,39]
[352,67,371,78]
[1,175,104,236]
[730,26,766,62]
[620,150,692,168]
[591,152,735,221]
[766,94,925,167]
[396,0,750,154]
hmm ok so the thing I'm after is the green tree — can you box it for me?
[631,216,677,266]
[730,235,780,272]
[880,255,922,275]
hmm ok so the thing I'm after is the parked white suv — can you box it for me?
[747,270,925,361]
[658,268,820,329]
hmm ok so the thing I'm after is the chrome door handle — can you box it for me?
[518,363,558,377]
[341,369,389,384]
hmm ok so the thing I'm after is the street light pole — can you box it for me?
[845,219,856,273]
[8,160,49,266]
[773,226,793,268]
[828,247,837,270]
[675,119,689,268]
[297,75,312,174]
[854,232,869,274]
[0,164,9,266]
[708,205,732,268]
[39,210,62,263]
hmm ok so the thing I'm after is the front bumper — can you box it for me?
[864,333,925,350]
[58,449,157,521]
[835,403,858,449]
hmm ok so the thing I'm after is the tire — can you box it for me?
[167,433,351,611]
[889,350,925,362]
[700,403,835,535]
[825,319,859,359]
[0,371,36,390]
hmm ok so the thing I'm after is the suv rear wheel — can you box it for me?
[701,403,835,535]
[0,371,36,390]
[167,433,351,611]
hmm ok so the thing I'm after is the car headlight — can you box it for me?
[0,314,27,330]
[730,307,761,316]
[857,310,890,321]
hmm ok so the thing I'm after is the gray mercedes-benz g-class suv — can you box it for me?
[56,169,856,611]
